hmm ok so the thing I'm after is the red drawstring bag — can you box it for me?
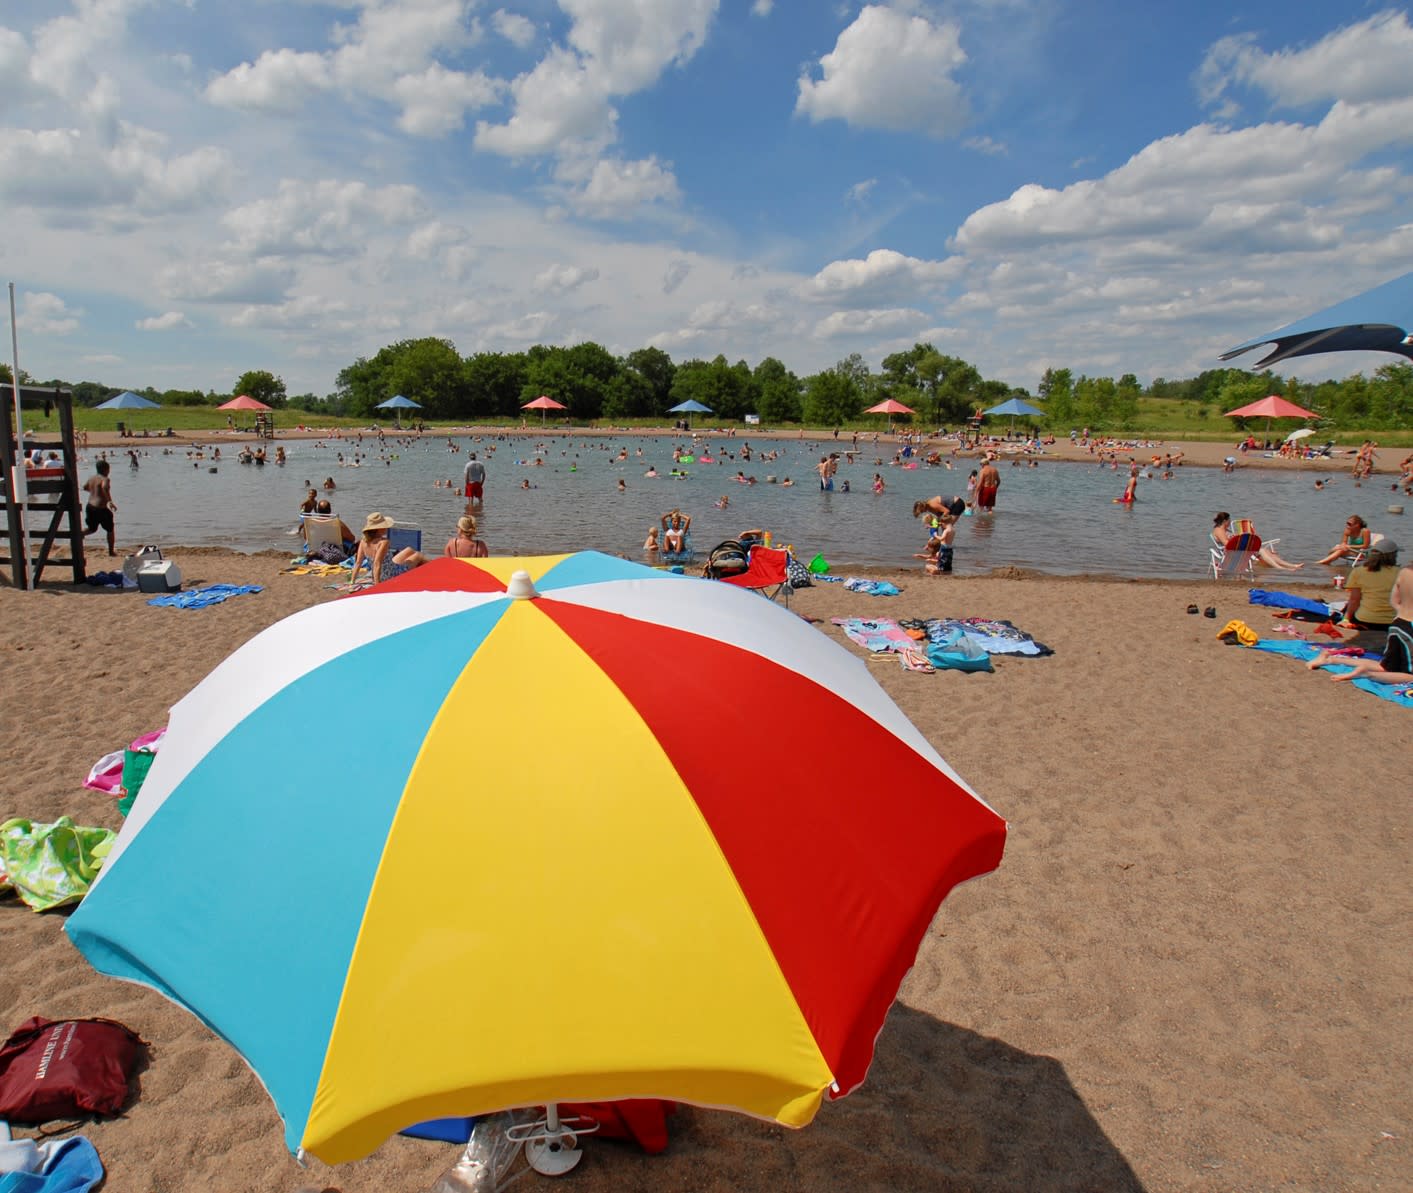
[0,1017,146,1123]
[556,1099,676,1155]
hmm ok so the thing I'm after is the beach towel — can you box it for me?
[1249,640,1413,708]
[902,618,1052,657]
[0,1137,104,1193]
[843,578,902,596]
[832,618,916,653]
[82,729,164,797]
[146,584,262,609]
[925,627,992,672]
[1248,589,1332,618]
[0,819,114,912]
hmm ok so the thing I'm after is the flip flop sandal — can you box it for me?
[1204,607,1217,618]
[1186,604,1199,614]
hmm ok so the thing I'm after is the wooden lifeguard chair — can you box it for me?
[2,384,87,587]
[255,410,275,439]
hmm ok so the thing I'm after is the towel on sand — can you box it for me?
[146,584,262,609]
[1250,639,1413,707]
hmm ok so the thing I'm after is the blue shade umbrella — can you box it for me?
[982,397,1044,435]
[668,399,712,428]
[96,391,160,410]
[1220,271,1413,368]
[375,394,422,409]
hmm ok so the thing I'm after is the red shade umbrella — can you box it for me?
[863,399,916,415]
[218,395,273,411]
[522,395,568,426]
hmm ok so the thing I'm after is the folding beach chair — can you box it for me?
[661,530,693,564]
[1210,522,1262,580]
[303,516,345,557]
[720,545,793,606]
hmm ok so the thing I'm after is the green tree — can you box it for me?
[1038,367,1075,424]
[463,351,528,419]
[754,357,802,423]
[623,348,677,417]
[802,368,862,426]
[233,369,287,408]
[337,338,467,419]
[1115,373,1141,428]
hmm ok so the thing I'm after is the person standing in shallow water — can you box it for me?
[976,456,1000,512]
[83,460,117,556]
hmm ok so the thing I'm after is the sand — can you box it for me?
[1,551,1409,1192]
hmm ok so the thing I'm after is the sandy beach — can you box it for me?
[1,551,1409,1192]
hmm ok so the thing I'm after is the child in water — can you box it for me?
[873,473,885,494]
[643,526,659,551]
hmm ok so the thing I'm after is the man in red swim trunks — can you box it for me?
[462,453,486,507]
[976,456,1000,512]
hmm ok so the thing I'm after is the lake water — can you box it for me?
[92,434,1392,581]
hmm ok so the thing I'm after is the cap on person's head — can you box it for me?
[1372,538,1398,557]
[362,511,395,533]
[457,515,476,535]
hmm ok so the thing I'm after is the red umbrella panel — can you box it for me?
[218,395,274,411]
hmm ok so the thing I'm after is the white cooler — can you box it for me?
[137,560,182,593]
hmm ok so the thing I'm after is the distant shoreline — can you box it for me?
[65,424,1401,475]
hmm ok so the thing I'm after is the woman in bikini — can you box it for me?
[1315,515,1372,565]
[1211,512,1303,571]
[444,514,489,559]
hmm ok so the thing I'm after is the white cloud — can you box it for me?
[796,5,969,137]
[567,155,681,216]
[221,180,424,257]
[492,9,536,49]
[136,311,191,331]
[1198,11,1413,114]
[19,291,81,335]
[82,353,124,365]
[845,178,877,204]
[475,1,718,157]
[804,249,961,307]
[964,135,1007,156]
[813,307,926,338]
[158,260,296,305]
[533,264,600,294]
[751,0,773,15]
[206,0,493,136]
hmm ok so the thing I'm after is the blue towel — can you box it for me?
[843,578,902,596]
[147,584,263,609]
[1248,589,1332,618]
[1250,639,1413,707]
[0,1138,103,1193]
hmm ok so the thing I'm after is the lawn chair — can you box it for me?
[1210,523,1262,580]
[661,530,693,564]
[720,545,793,605]
[303,516,346,559]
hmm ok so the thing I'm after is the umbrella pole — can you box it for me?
[508,1102,599,1175]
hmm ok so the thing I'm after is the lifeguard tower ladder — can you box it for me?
[1,385,87,586]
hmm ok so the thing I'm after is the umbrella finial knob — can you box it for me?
[507,570,538,601]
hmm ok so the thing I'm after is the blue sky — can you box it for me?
[2,1,1410,397]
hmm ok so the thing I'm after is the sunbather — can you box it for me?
[1211,512,1303,571]
[1314,514,1372,565]
[347,512,421,589]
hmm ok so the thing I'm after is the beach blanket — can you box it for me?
[285,559,352,577]
[833,617,1048,660]
[0,819,115,912]
[842,578,902,596]
[146,584,262,609]
[1248,589,1333,618]
[82,728,164,796]
[902,618,1052,657]
[1249,639,1413,707]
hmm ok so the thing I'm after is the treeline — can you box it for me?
[9,340,1411,430]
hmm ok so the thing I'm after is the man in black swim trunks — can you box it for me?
[83,460,117,556]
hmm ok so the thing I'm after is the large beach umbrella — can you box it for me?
[67,553,1006,1167]
[95,391,160,410]
[1220,271,1413,368]
[1284,427,1316,443]
[1223,394,1318,438]
[667,398,712,428]
[981,397,1045,435]
[218,394,273,411]
[522,394,567,426]
[863,398,915,433]
[375,394,421,410]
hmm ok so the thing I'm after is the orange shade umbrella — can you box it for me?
[522,395,567,425]
[218,395,273,411]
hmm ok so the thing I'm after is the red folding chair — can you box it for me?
[719,545,793,605]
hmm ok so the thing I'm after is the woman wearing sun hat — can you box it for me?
[347,512,417,589]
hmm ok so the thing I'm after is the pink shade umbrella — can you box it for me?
[1222,395,1318,421]
[1223,394,1319,439]
[218,395,273,411]
[522,395,568,426]
[864,398,915,434]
